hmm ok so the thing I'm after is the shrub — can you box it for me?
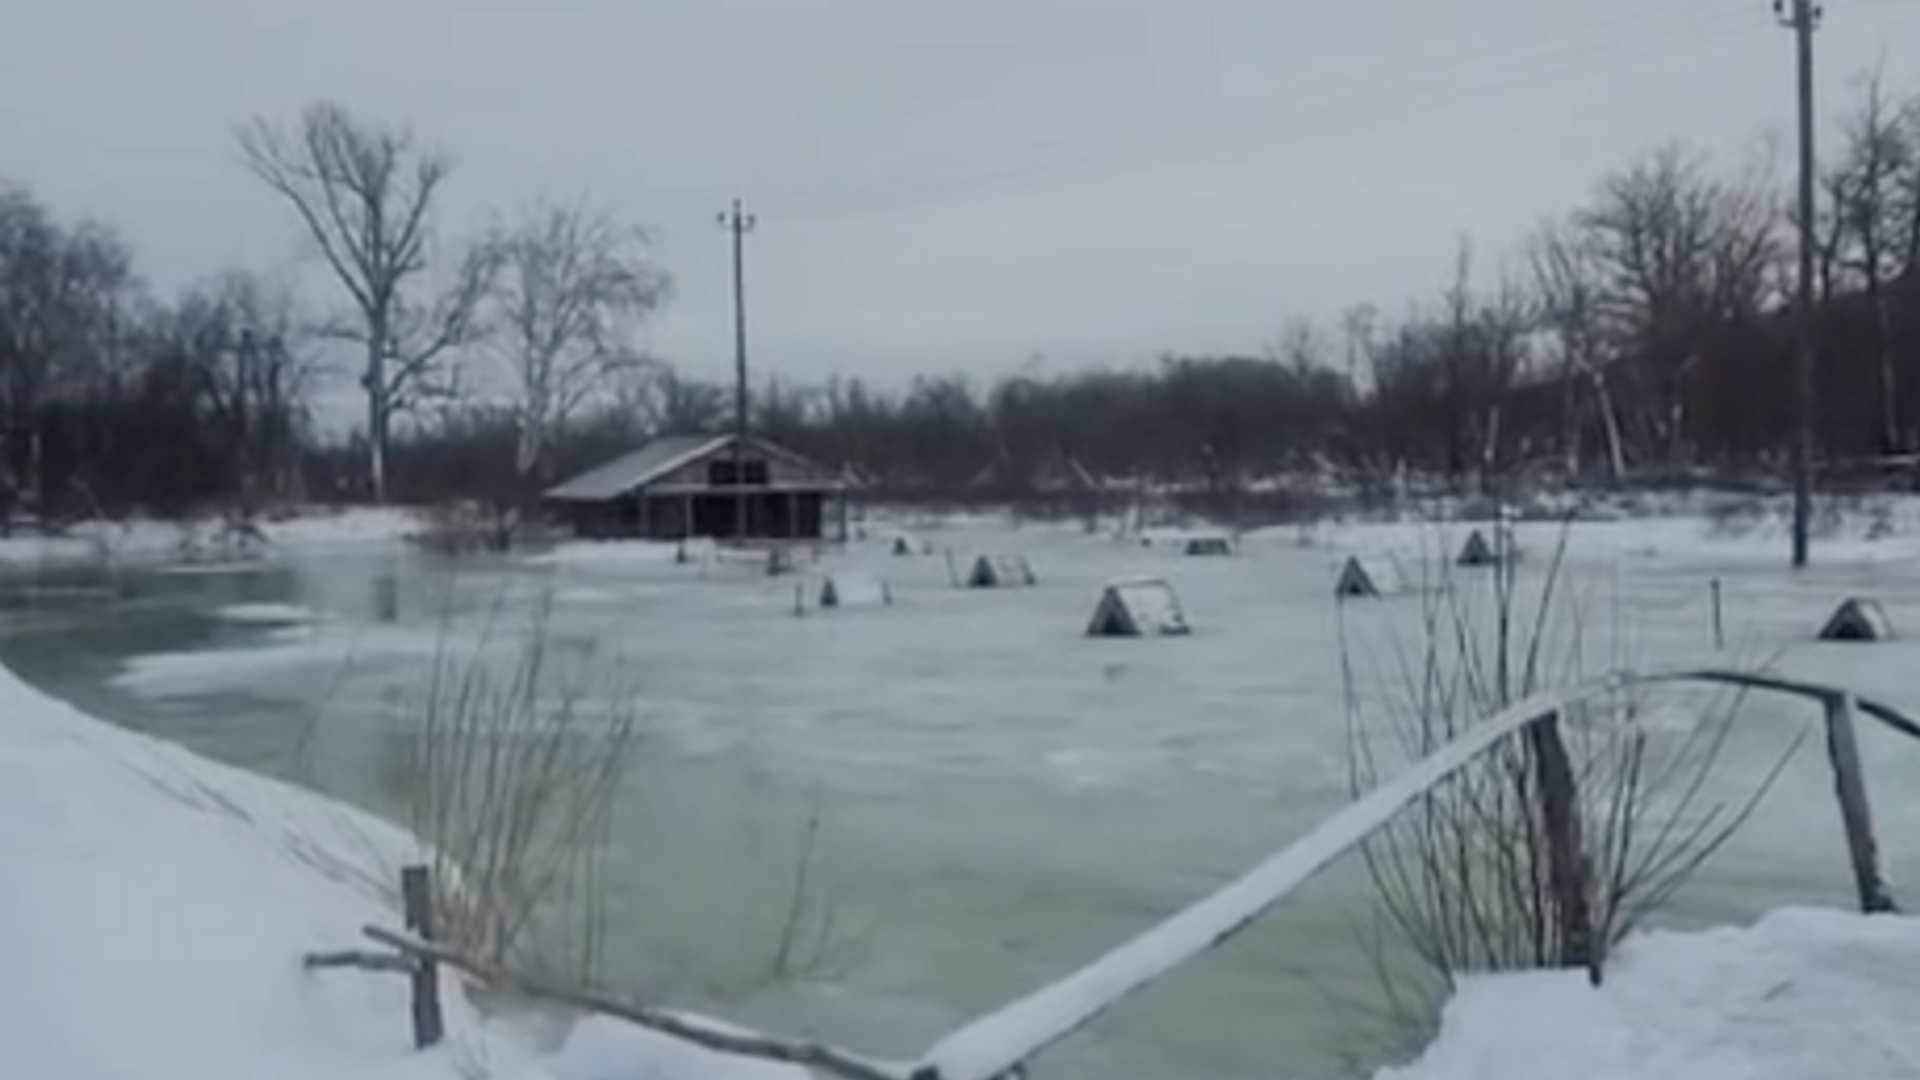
[1339,521,1801,1035]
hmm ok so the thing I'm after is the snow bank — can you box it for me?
[1257,492,1920,567]
[0,655,802,1080]
[1379,907,1920,1080]
[528,538,709,570]
[260,507,417,553]
[0,507,414,571]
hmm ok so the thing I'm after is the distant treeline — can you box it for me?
[4,78,1919,527]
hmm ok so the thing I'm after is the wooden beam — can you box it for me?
[1525,711,1599,978]
[361,926,908,1080]
[302,949,415,973]
[1822,693,1898,913]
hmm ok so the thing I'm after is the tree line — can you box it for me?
[4,79,1919,526]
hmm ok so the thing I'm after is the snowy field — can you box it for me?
[5,495,1920,1078]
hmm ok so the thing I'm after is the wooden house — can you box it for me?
[544,433,851,542]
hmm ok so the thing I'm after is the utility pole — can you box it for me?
[718,198,756,541]
[1778,0,1822,568]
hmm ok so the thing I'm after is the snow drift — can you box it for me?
[0,654,800,1080]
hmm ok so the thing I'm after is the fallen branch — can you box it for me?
[361,925,907,1080]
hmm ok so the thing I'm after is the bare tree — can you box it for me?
[236,102,494,501]
[0,185,138,521]
[1565,144,1780,468]
[1530,222,1629,481]
[483,199,668,490]
[165,272,318,506]
[1823,73,1916,452]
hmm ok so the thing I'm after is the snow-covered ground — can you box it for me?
[1382,907,1920,1080]
[6,492,1920,1079]
[0,644,800,1080]
[0,506,417,568]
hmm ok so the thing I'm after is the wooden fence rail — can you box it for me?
[305,665,1916,1080]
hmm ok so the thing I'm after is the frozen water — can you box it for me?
[217,602,318,625]
[6,506,1920,1079]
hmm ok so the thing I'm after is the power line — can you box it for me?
[1778,0,1823,568]
[765,0,1774,222]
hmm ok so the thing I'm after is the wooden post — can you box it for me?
[1822,693,1897,913]
[1524,711,1599,980]
[400,865,445,1049]
[1710,578,1724,649]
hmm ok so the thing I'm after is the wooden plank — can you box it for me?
[1822,693,1898,913]
[302,949,415,974]
[1525,711,1599,978]
[914,688,1580,1080]
[362,926,909,1080]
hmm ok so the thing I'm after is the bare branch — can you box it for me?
[234,100,466,499]
[479,197,670,483]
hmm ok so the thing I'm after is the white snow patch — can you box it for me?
[217,603,319,625]
[111,624,475,699]
[259,507,419,553]
[530,538,711,570]
[0,507,415,571]
[1378,907,1920,1080]
[0,644,803,1080]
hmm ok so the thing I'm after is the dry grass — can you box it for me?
[1338,519,1803,1038]
[402,595,641,987]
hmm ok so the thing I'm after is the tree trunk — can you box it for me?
[1589,369,1628,481]
[365,333,388,503]
[1873,282,1898,452]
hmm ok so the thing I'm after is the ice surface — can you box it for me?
[917,685,1562,1080]
[12,496,1920,1080]
[112,623,477,698]
[218,602,319,625]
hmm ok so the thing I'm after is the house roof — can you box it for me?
[544,434,729,501]
[543,433,845,502]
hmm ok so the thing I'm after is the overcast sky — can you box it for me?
[4,0,1918,393]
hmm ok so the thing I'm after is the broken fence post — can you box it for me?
[1821,693,1898,914]
[1525,710,1600,981]
[401,864,446,1049]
